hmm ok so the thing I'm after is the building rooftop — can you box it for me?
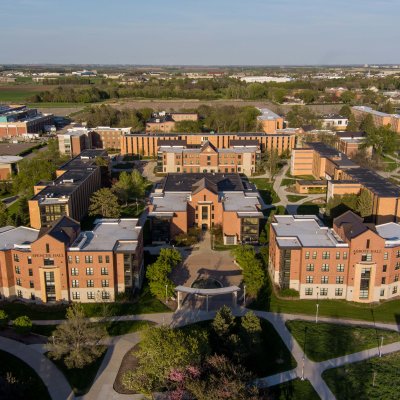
[352,105,400,119]
[0,155,23,164]
[272,215,347,248]
[336,131,366,139]
[57,149,107,171]
[375,222,400,247]
[257,108,281,121]
[69,218,142,252]
[320,113,347,120]
[0,226,39,251]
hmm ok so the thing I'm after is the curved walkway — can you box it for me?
[0,336,74,400]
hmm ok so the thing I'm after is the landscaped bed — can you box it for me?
[286,320,400,362]
[322,351,400,400]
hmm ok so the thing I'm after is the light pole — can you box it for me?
[243,285,246,306]
[301,355,305,381]
[301,326,307,381]
[315,286,319,324]
[379,336,384,357]
[165,284,168,304]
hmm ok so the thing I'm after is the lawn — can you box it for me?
[0,89,39,102]
[50,349,107,396]
[322,351,400,400]
[286,320,400,362]
[120,202,145,218]
[286,195,306,203]
[281,178,295,187]
[264,378,319,400]
[0,349,51,400]
[249,178,280,204]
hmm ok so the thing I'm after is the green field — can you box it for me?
[0,349,50,400]
[322,351,400,400]
[0,89,37,102]
[249,178,280,204]
[286,195,306,202]
[286,320,400,361]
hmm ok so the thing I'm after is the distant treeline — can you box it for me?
[28,76,400,104]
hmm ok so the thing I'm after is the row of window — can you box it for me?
[16,290,35,300]
[72,291,110,300]
[71,279,109,288]
[16,278,34,288]
[68,255,110,264]
[380,287,398,296]
[71,267,108,276]
[306,276,344,284]
[306,263,345,272]
[305,251,348,260]
[305,288,341,296]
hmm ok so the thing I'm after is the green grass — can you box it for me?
[27,102,87,108]
[286,320,400,362]
[286,195,306,202]
[106,320,155,336]
[0,89,38,102]
[281,178,295,187]
[1,302,68,320]
[120,203,145,218]
[249,178,280,204]
[265,378,320,400]
[322,351,400,400]
[6,199,22,215]
[0,349,51,400]
[50,350,107,396]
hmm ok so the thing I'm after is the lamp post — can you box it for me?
[301,355,305,381]
[315,286,319,324]
[301,326,307,381]
[379,336,384,357]
[165,284,168,304]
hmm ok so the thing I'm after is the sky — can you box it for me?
[2,0,400,65]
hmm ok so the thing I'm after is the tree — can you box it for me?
[346,114,359,131]
[381,101,394,114]
[357,190,373,218]
[89,188,121,218]
[112,171,133,205]
[339,105,352,119]
[13,316,32,334]
[340,91,356,104]
[183,354,259,400]
[0,202,9,227]
[212,306,235,337]
[146,248,182,299]
[0,310,8,329]
[174,120,202,133]
[46,303,106,369]
[361,126,398,156]
[122,326,208,394]
[325,194,359,219]
[265,149,281,181]
[359,114,375,135]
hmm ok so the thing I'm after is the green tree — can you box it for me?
[359,113,375,134]
[212,306,235,337]
[0,202,9,227]
[346,114,359,131]
[13,316,32,334]
[112,171,133,205]
[325,194,359,219]
[357,190,373,218]
[381,101,394,114]
[122,326,209,394]
[89,188,121,218]
[46,304,106,369]
[340,91,356,104]
[174,120,202,132]
[362,126,398,156]
[339,105,352,119]
[0,310,8,329]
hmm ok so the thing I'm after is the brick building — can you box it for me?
[0,105,53,138]
[335,131,369,158]
[269,211,400,303]
[0,156,22,180]
[352,106,400,133]
[148,173,264,245]
[0,216,144,303]
[157,140,260,176]
[257,108,284,133]
[146,112,198,133]
[28,150,108,229]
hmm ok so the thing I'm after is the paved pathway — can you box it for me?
[0,336,74,400]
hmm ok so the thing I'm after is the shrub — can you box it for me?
[13,315,32,334]
[0,309,8,329]
[279,288,300,298]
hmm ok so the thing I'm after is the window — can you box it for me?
[85,256,93,264]
[45,243,50,253]
[384,252,388,260]
[15,266,20,274]
[44,258,54,266]
[380,289,385,296]
[361,254,372,262]
[87,280,94,287]
[381,277,386,285]
[335,288,343,296]
[75,256,80,264]
[16,278,21,286]
[383,265,387,273]
[27,256,32,265]
[30,293,35,300]
[320,288,328,296]
[306,276,313,283]
[13,254,19,262]
[68,255,72,263]
[101,291,110,300]
[336,251,340,260]
[336,276,344,284]
[337,264,345,272]
[396,262,400,270]
[17,290,23,298]
[86,268,94,275]
[366,239,370,249]
[305,251,310,259]
[72,280,79,288]
[101,267,108,275]
[312,251,317,259]
[101,280,109,287]
[395,275,399,282]
[397,250,400,258]
[72,292,80,300]
[343,252,348,260]
[322,251,330,259]
[105,256,110,263]
[305,288,313,296]
[71,268,78,276]
[98,256,103,263]
[393,286,398,294]
[306,263,314,271]
[28,268,33,277]
[321,276,329,284]
[29,281,34,288]
[87,292,95,300]
[321,264,329,272]
[359,290,369,299]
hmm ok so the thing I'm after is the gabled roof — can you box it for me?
[192,177,218,195]
[333,210,368,240]
[39,216,80,245]
[200,141,217,153]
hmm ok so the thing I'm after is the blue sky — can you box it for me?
[3,0,400,65]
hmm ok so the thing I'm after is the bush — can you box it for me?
[13,315,32,334]
[0,309,8,329]
[279,288,300,298]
